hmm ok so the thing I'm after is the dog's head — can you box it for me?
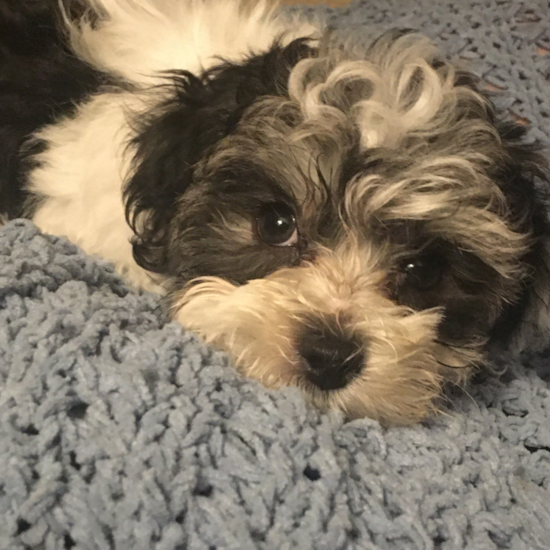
[124,30,550,424]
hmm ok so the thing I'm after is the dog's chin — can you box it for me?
[171,250,481,425]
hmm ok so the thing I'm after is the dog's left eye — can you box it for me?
[256,202,298,246]
[402,252,445,291]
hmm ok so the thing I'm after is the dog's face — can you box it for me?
[125,31,549,424]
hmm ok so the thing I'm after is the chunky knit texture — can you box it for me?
[1,1,550,549]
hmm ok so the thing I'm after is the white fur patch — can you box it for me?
[27,92,162,289]
[65,0,319,85]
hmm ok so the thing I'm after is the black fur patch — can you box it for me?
[488,122,550,345]
[0,0,106,218]
[168,160,308,286]
[124,38,316,275]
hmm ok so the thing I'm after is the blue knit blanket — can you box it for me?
[1,1,550,549]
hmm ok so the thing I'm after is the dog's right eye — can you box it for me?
[256,202,298,246]
[399,249,446,292]
[402,253,445,290]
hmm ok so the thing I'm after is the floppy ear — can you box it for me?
[124,38,315,275]
[488,120,550,351]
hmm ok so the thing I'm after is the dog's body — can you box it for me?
[2,0,549,424]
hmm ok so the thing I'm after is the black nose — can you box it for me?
[297,324,366,391]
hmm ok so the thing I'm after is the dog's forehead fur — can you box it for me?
[186,32,527,280]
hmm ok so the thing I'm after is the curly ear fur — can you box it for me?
[418,63,550,350]
[124,38,315,274]
[488,120,550,349]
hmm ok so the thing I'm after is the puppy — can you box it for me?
[1,0,549,424]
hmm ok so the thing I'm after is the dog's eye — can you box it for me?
[256,202,298,246]
[402,252,445,291]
